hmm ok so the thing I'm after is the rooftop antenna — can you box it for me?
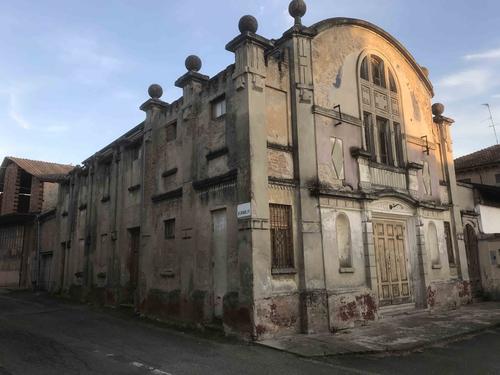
[482,103,499,145]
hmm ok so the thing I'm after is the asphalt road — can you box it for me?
[0,291,499,375]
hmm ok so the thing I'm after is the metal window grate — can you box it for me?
[164,219,175,239]
[269,204,294,270]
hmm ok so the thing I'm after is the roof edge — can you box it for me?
[307,17,434,96]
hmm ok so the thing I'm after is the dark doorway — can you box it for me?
[464,224,482,296]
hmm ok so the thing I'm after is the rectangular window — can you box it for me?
[166,122,177,142]
[363,112,376,161]
[164,219,175,239]
[211,96,226,119]
[377,117,392,165]
[269,204,294,270]
[17,170,32,213]
[394,122,404,167]
[444,221,455,266]
[495,173,500,184]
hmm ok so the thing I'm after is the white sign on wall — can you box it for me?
[237,202,251,219]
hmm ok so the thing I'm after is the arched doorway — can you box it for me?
[464,224,482,296]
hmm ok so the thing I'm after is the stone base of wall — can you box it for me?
[426,280,472,310]
[254,293,301,340]
[328,288,378,331]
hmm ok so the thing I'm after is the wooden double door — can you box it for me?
[373,221,411,306]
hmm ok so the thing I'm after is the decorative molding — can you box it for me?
[268,176,298,188]
[193,169,237,191]
[161,167,178,178]
[206,147,229,161]
[151,187,183,203]
[128,184,141,192]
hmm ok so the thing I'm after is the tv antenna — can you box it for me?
[482,103,499,145]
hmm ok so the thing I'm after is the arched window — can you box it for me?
[336,213,352,269]
[427,222,441,267]
[359,53,405,168]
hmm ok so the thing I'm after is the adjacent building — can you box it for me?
[455,144,500,186]
[0,157,73,288]
[16,0,477,339]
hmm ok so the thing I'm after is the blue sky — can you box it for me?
[1,0,500,165]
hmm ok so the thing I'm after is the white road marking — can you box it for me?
[130,361,172,375]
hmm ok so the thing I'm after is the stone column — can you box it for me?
[432,103,469,281]
[139,85,169,304]
[226,16,273,337]
[284,18,329,332]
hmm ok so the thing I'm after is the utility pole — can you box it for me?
[482,103,499,145]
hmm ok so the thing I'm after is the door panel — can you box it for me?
[464,224,482,296]
[212,209,227,319]
[374,221,411,306]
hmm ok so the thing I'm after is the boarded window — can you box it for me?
[212,96,226,119]
[270,204,294,270]
[360,57,369,81]
[330,138,344,180]
[363,112,376,161]
[388,70,397,93]
[394,122,404,167]
[166,122,177,142]
[164,219,175,239]
[377,117,393,165]
[444,221,455,266]
[336,213,352,268]
[371,56,386,88]
[428,222,441,267]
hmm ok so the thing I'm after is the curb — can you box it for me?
[256,321,500,358]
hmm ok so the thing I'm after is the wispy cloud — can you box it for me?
[58,35,127,85]
[7,91,31,130]
[464,48,500,61]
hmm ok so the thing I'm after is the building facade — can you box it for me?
[46,0,472,339]
[0,157,73,287]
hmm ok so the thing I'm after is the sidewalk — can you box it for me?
[257,302,500,357]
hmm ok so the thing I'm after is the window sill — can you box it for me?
[369,161,406,174]
[271,268,297,276]
[432,264,442,270]
[339,267,355,274]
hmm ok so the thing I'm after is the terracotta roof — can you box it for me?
[454,144,500,171]
[0,156,74,185]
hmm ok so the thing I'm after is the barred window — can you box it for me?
[164,219,175,239]
[270,204,294,270]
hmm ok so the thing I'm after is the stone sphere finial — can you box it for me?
[420,66,429,77]
[289,0,307,20]
[238,15,258,34]
[148,83,163,99]
[432,103,445,117]
[185,55,202,72]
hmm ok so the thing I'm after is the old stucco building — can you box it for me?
[45,1,472,339]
